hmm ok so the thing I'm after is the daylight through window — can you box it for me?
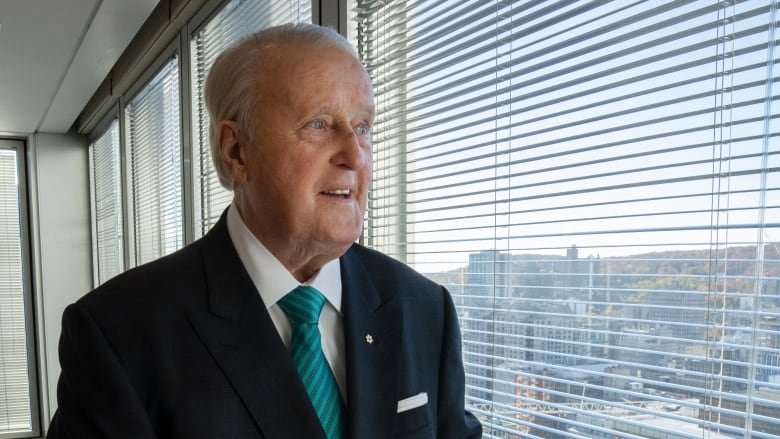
[355,1,780,437]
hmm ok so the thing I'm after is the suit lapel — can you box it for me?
[341,247,402,439]
[187,215,327,439]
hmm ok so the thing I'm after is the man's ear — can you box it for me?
[217,120,246,183]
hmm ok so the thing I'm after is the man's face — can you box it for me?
[235,42,375,260]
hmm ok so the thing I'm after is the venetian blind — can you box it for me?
[125,56,183,266]
[0,145,32,435]
[90,118,124,284]
[190,0,312,237]
[355,0,780,437]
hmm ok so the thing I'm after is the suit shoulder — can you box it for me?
[346,244,440,291]
[77,240,204,310]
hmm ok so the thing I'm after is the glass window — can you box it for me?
[90,118,124,284]
[190,0,312,237]
[125,56,183,266]
[354,1,780,437]
[0,139,38,437]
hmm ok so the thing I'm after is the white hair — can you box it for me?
[204,23,360,189]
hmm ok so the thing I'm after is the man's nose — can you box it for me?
[335,129,369,170]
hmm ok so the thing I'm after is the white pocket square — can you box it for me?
[397,392,428,413]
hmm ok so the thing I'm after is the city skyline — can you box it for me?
[430,245,780,438]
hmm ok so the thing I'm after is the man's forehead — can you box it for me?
[266,46,371,85]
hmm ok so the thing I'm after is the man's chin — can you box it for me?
[314,216,364,247]
[327,230,363,251]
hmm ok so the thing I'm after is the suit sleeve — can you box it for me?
[436,287,482,438]
[47,303,157,439]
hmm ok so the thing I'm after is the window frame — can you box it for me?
[121,38,186,268]
[87,109,125,286]
[0,137,41,439]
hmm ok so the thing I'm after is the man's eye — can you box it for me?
[357,125,371,136]
[309,120,326,129]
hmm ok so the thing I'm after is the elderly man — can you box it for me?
[47,23,481,438]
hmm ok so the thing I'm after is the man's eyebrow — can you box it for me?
[364,103,377,119]
[312,104,375,119]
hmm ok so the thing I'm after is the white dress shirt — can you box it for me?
[225,203,347,398]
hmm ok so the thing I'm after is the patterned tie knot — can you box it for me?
[278,285,326,326]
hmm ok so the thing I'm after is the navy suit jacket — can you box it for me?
[47,213,482,438]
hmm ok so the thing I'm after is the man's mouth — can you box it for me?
[322,189,351,198]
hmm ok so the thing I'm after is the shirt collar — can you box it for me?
[225,202,342,312]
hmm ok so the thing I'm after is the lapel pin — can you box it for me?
[365,334,374,344]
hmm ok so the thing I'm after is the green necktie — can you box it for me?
[278,285,346,439]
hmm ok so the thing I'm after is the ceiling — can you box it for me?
[0,0,158,135]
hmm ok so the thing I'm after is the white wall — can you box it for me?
[29,133,92,425]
